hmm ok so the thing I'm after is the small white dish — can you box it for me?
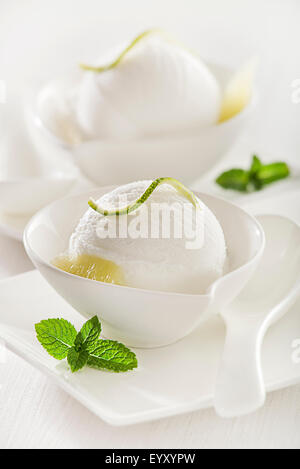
[0,175,76,216]
[0,116,78,216]
[24,188,264,348]
[28,63,255,186]
[215,215,300,417]
[0,211,31,242]
[0,178,96,242]
[0,269,300,426]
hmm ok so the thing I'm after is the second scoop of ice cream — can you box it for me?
[76,33,221,140]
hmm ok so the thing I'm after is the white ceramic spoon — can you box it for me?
[215,214,300,418]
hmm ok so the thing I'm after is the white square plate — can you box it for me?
[0,269,300,426]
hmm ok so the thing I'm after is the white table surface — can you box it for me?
[0,0,300,449]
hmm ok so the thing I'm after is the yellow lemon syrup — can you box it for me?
[53,254,125,285]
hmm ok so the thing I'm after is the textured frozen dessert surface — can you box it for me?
[76,34,221,140]
[56,181,227,294]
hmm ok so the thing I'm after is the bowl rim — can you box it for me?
[23,187,266,299]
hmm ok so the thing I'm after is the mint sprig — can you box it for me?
[216,155,290,193]
[35,316,137,373]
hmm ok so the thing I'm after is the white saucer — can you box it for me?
[0,178,96,242]
[0,211,30,241]
[0,269,299,426]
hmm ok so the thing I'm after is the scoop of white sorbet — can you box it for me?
[76,34,221,140]
[69,181,227,294]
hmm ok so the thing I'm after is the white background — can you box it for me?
[0,0,300,448]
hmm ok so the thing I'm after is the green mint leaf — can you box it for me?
[67,347,89,373]
[73,331,84,351]
[216,169,250,192]
[256,162,290,185]
[87,339,138,372]
[249,156,264,191]
[249,155,262,176]
[35,318,77,360]
[79,316,101,352]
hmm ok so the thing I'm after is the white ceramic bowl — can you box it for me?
[24,188,265,348]
[28,63,255,186]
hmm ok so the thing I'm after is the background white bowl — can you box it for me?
[24,188,264,348]
[0,175,76,216]
[29,63,255,186]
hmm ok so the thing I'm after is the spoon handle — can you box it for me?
[214,316,267,418]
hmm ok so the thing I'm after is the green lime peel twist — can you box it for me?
[80,29,161,73]
[88,177,200,217]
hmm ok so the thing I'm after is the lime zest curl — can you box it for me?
[88,177,200,217]
[80,29,161,73]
